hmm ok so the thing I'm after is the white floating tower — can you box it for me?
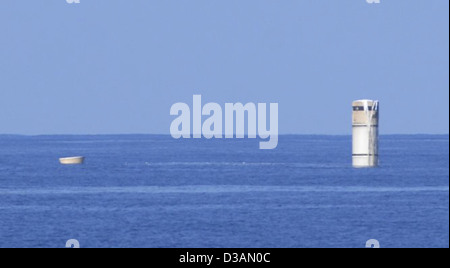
[352,100,379,168]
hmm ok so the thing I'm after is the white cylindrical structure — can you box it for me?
[352,100,379,168]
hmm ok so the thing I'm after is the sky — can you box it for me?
[0,0,448,135]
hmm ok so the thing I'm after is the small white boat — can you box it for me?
[59,156,85,165]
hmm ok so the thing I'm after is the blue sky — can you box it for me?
[0,0,448,135]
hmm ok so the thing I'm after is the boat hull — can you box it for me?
[59,157,85,165]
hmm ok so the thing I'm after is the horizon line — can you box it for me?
[0,133,449,137]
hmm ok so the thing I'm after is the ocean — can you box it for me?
[0,135,448,248]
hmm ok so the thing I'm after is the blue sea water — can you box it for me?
[0,135,448,248]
